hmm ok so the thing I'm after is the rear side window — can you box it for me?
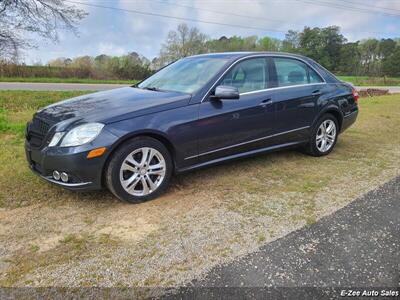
[309,67,324,83]
[220,58,268,93]
[274,58,323,87]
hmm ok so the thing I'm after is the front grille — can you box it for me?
[31,117,50,136]
[26,116,52,148]
[28,132,45,148]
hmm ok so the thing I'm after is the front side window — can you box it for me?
[274,58,323,87]
[138,57,229,94]
[220,58,268,94]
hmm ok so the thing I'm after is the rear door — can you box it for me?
[271,57,326,142]
[196,57,275,162]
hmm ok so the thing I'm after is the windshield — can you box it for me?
[138,57,229,94]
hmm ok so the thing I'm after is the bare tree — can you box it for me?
[0,0,87,61]
[158,23,208,66]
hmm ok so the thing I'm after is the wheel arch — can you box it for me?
[314,105,343,132]
[101,130,176,187]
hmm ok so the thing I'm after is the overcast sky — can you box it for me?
[24,0,400,64]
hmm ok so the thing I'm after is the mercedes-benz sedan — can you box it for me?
[25,52,359,203]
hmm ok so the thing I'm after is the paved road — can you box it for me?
[164,176,400,299]
[0,82,128,91]
[0,82,400,93]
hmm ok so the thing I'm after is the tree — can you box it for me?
[288,26,346,71]
[379,39,396,58]
[0,0,87,61]
[320,26,347,71]
[159,23,208,65]
[48,57,70,67]
[382,47,400,76]
[359,39,380,76]
[282,30,300,51]
[338,42,361,75]
[256,37,282,52]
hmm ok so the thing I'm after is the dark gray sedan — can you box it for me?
[25,52,358,203]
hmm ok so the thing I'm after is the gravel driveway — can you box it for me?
[167,176,400,299]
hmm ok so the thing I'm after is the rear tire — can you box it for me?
[304,113,338,157]
[106,136,173,203]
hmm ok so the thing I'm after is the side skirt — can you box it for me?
[175,140,307,174]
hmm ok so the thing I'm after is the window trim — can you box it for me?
[307,65,325,84]
[240,82,326,96]
[201,54,326,102]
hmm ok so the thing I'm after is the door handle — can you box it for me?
[259,98,272,106]
[312,90,321,96]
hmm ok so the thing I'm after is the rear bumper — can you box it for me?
[341,109,358,133]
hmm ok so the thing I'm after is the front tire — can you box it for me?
[106,137,173,203]
[304,113,338,157]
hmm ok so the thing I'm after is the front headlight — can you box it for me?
[59,123,104,147]
[48,132,65,147]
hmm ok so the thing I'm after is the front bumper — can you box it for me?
[25,130,118,191]
[37,173,93,189]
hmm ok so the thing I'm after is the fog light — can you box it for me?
[53,170,60,180]
[60,172,69,183]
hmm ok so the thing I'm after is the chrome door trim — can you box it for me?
[185,126,310,160]
[240,82,326,96]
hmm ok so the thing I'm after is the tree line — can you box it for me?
[1,23,400,80]
[155,24,400,77]
[0,52,152,80]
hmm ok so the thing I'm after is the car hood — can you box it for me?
[35,87,191,129]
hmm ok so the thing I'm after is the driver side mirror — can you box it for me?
[213,85,240,100]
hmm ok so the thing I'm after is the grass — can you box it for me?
[337,75,400,86]
[0,91,399,287]
[0,91,90,208]
[0,91,89,139]
[1,233,116,286]
[0,75,399,86]
[0,77,137,85]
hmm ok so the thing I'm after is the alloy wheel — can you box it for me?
[119,147,166,196]
[316,119,337,153]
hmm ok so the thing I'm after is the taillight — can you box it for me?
[352,88,359,103]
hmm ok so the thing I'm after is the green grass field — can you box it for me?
[337,76,400,86]
[1,76,399,86]
[0,77,136,84]
[0,91,399,288]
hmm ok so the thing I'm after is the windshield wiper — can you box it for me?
[142,86,161,91]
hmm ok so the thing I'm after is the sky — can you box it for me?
[24,0,400,64]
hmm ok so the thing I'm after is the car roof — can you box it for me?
[188,51,310,60]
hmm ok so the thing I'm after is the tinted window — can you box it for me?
[309,67,324,83]
[220,58,268,93]
[274,58,323,87]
